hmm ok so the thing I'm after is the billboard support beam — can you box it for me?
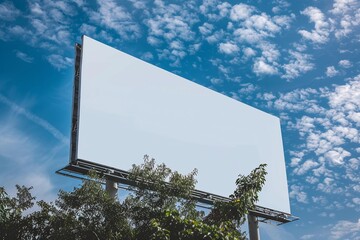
[105,169,118,198]
[105,179,118,198]
[248,214,260,240]
[56,160,299,224]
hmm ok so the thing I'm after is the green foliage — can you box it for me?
[0,156,267,240]
[125,155,201,239]
[34,172,132,240]
[0,185,35,239]
[149,209,242,240]
[205,164,267,227]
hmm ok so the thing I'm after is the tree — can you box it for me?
[0,156,267,240]
[0,185,35,239]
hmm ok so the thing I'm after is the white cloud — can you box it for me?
[258,42,280,63]
[271,0,290,14]
[242,47,256,59]
[339,59,352,68]
[312,196,327,205]
[330,219,360,240]
[306,176,319,184]
[206,30,225,44]
[298,7,330,44]
[317,177,342,193]
[326,66,340,77]
[229,5,293,76]
[6,25,28,39]
[199,23,214,36]
[147,16,194,41]
[353,198,360,205]
[261,92,276,101]
[245,13,282,34]
[0,94,68,144]
[217,2,231,19]
[295,116,316,134]
[273,15,293,29]
[89,0,141,40]
[29,2,44,16]
[0,119,38,165]
[261,223,297,240]
[14,50,34,63]
[141,52,154,61]
[128,0,147,10]
[199,0,230,21]
[257,74,360,210]
[230,4,255,21]
[290,185,308,203]
[300,234,315,240]
[328,76,360,111]
[238,83,259,95]
[331,0,358,15]
[271,88,322,113]
[330,0,360,39]
[226,3,294,76]
[0,0,79,55]
[0,141,56,204]
[144,0,200,65]
[290,157,301,167]
[80,23,97,36]
[147,36,162,46]
[73,0,85,7]
[234,28,263,44]
[0,1,20,21]
[210,78,223,85]
[282,50,314,80]
[47,54,73,70]
[325,147,351,165]
[253,58,278,75]
[233,11,289,45]
[294,160,319,175]
[218,42,239,54]
[0,111,68,203]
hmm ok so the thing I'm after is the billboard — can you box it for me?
[73,35,291,214]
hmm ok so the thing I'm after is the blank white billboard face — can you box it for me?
[76,36,290,214]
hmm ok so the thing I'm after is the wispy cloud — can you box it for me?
[144,0,199,66]
[87,0,141,40]
[299,7,330,44]
[46,54,72,70]
[282,50,314,80]
[326,66,340,77]
[330,0,360,39]
[339,59,352,68]
[330,218,360,239]
[218,42,239,55]
[0,1,21,21]
[0,115,67,203]
[257,74,360,208]
[289,184,308,203]
[14,50,34,63]
[0,94,68,144]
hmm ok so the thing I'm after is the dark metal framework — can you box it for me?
[57,159,299,225]
[59,40,298,226]
[69,43,82,163]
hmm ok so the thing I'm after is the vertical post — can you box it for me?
[248,214,260,240]
[105,179,118,199]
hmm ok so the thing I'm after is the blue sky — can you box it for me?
[0,0,359,239]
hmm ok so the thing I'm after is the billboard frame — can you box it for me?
[58,38,298,225]
[57,158,298,224]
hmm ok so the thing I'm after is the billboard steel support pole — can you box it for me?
[105,179,118,199]
[248,214,260,240]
